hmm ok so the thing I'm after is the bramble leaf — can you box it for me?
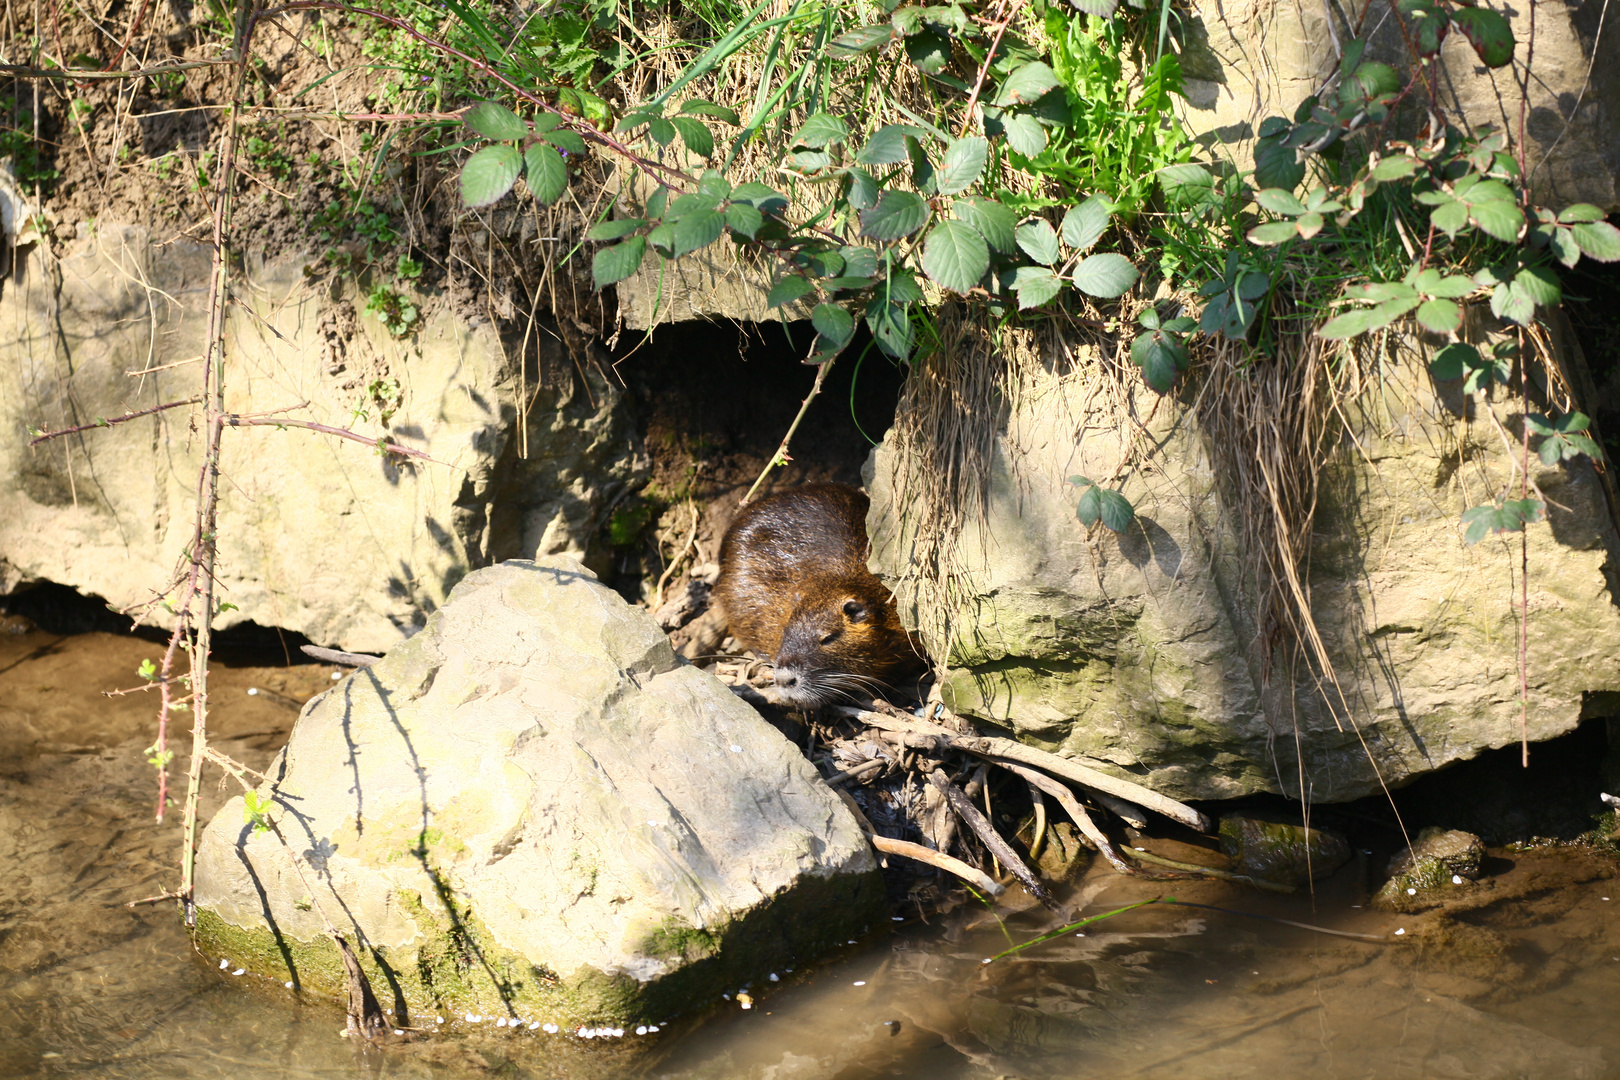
[523,143,567,204]
[1014,219,1061,265]
[591,235,645,289]
[922,219,991,293]
[461,144,522,208]
[464,101,528,141]
[1070,253,1138,298]
[860,190,931,240]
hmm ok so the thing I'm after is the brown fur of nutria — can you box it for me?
[713,483,923,708]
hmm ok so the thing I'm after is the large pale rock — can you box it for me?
[0,225,639,650]
[1176,0,1620,209]
[192,558,882,1024]
[866,358,1620,802]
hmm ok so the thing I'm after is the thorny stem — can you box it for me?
[1518,330,1531,766]
[957,0,1018,140]
[741,346,835,505]
[28,396,203,446]
[178,0,257,925]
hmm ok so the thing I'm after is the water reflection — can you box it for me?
[1,630,1616,1079]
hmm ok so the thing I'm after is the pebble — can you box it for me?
[331,671,342,680]
[1395,928,1406,936]
[853,981,866,987]
[1407,887,1417,895]
[612,1028,625,1037]
[232,968,245,976]
[219,959,229,969]
[636,1025,648,1035]
[466,1013,479,1022]
[247,687,258,696]
[436,1017,444,1024]
[496,1018,507,1027]
[649,1025,659,1033]
[891,916,904,921]
[529,1022,539,1030]
[285,981,294,989]
[543,1023,559,1033]
[1452,875,1463,885]
[729,744,742,753]
[768,973,779,982]
[393,1029,403,1036]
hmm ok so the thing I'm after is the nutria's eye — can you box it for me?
[842,600,866,621]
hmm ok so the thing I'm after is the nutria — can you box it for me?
[713,483,923,708]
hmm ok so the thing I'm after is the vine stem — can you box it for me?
[1518,330,1531,767]
[178,0,256,924]
[740,346,835,505]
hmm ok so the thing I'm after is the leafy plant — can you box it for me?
[1069,475,1135,533]
[364,286,420,338]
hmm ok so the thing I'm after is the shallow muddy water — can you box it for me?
[2,628,1617,1080]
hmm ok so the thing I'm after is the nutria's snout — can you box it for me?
[712,483,926,709]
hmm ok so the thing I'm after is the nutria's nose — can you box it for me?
[774,670,798,689]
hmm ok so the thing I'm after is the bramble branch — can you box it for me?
[29,397,203,446]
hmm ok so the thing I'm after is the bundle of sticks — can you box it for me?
[726,679,1215,908]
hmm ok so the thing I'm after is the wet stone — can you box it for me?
[1218,815,1351,888]
[1373,827,1486,912]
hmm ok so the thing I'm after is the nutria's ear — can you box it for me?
[841,599,867,621]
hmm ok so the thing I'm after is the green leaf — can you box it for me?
[1351,61,1401,100]
[1000,112,1047,156]
[1076,483,1135,532]
[840,246,879,279]
[857,124,924,165]
[646,186,670,219]
[860,190,930,240]
[905,29,951,74]
[1489,279,1536,325]
[1248,221,1302,246]
[1414,298,1462,334]
[646,222,676,257]
[1012,265,1062,309]
[811,302,855,348]
[1070,253,1139,298]
[1469,199,1524,242]
[1254,134,1305,191]
[724,202,763,238]
[994,61,1061,106]
[1368,155,1420,181]
[1451,6,1515,68]
[1132,330,1188,393]
[956,197,1017,253]
[1571,220,1620,262]
[1412,268,1475,298]
[937,136,988,196]
[464,101,528,141]
[461,144,522,208]
[679,99,741,125]
[1158,164,1216,208]
[1557,204,1606,224]
[793,112,849,148]
[523,143,567,204]
[876,270,924,305]
[1060,195,1111,252]
[1515,264,1561,305]
[1319,296,1420,339]
[729,182,789,214]
[671,209,724,257]
[827,23,895,57]
[586,218,644,241]
[844,167,879,211]
[768,275,814,308]
[921,219,991,293]
[647,117,677,147]
[696,170,731,202]
[865,297,915,360]
[591,235,645,289]
[1256,188,1308,216]
[1461,499,1542,544]
[537,127,586,155]
[670,116,714,158]
[1428,341,1480,381]
[1014,219,1061,265]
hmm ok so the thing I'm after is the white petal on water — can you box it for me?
[636,1026,648,1035]
[285,981,294,988]
[232,969,245,976]
[466,1013,478,1022]
[496,1018,506,1027]
[1406,887,1417,895]
[393,1029,403,1036]
[648,1025,659,1033]
[853,981,866,986]
[247,688,258,696]
[219,959,229,969]
[612,1028,625,1036]
[331,671,342,680]
[1452,875,1463,885]
[1395,928,1406,935]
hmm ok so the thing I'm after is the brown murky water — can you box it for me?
[2,627,1617,1079]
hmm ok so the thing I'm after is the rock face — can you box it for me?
[866,359,1620,803]
[0,225,641,651]
[1174,0,1620,209]
[192,558,882,1025]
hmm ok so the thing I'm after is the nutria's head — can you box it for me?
[770,587,917,708]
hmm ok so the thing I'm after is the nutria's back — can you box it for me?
[714,484,920,707]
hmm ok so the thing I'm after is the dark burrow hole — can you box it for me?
[0,579,318,665]
[596,318,907,602]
